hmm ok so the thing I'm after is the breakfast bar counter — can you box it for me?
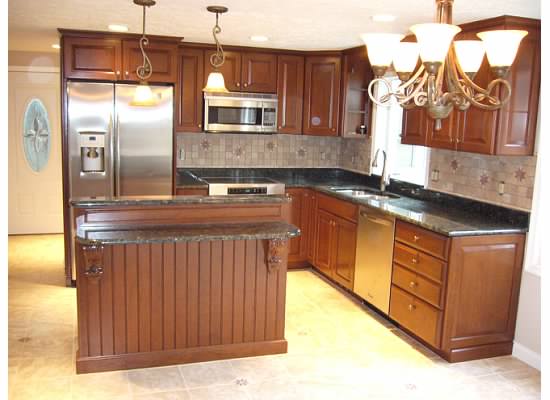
[71,195,298,373]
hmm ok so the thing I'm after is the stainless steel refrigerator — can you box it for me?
[67,81,173,279]
[67,81,173,198]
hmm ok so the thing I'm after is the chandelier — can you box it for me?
[203,5,229,93]
[362,0,527,130]
[131,0,157,106]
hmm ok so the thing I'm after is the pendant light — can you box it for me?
[130,0,157,106]
[203,6,229,93]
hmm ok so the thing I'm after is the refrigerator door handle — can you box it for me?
[115,112,121,196]
[109,112,115,197]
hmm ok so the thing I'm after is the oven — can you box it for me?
[203,92,278,133]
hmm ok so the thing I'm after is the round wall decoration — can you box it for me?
[22,98,51,172]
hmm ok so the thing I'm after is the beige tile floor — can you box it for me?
[8,234,541,399]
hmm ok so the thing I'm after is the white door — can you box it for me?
[8,68,63,234]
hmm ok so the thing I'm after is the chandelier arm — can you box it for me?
[136,5,153,80]
[395,72,429,105]
[394,63,426,93]
[367,78,394,107]
[447,49,511,110]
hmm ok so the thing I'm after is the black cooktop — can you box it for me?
[202,177,281,184]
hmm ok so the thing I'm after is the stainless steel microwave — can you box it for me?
[203,92,278,133]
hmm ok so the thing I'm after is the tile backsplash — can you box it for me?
[176,133,342,168]
[428,149,536,211]
[177,133,536,211]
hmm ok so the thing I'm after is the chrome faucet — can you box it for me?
[372,149,390,192]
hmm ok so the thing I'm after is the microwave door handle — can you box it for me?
[261,102,266,132]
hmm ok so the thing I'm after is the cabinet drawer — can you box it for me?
[393,242,446,283]
[390,285,442,348]
[392,264,443,308]
[317,193,357,223]
[395,221,449,260]
[175,188,209,196]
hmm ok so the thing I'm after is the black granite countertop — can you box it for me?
[71,194,291,208]
[76,221,300,245]
[176,168,529,237]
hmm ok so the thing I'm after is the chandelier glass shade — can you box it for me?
[362,0,528,128]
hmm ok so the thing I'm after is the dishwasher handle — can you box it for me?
[360,211,394,227]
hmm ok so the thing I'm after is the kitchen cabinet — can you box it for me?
[401,16,540,155]
[176,47,205,132]
[121,39,178,83]
[286,188,310,268]
[175,187,208,196]
[204,50,277,93]
[62,34,178,83]
[306,191,318,263]
[312,193,358,290]
[303,55,342,136]
[340,47,372,137]
[63,36,123,80]
[390,220,525,362]
[277,55,305,134]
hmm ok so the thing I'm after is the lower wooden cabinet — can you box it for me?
[286,188,310,268]
[312,194,358,290]
[391,220,525,362]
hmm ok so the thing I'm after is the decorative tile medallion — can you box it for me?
[479,173,489,186]
[200,139,211,151]
[297,147,307,157]
[514,167,526,182]
[266,141,276,152]
[450,159,459,172]
[234,147,244,158]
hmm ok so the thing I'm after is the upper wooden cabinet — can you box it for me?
[176,47,204,133]
[62,33,178,83]
[276,55,305,134]
[303,55,342,136]
[203,50,277,93]
[63,36,122,80]
[401,16,540,156]
[340,47,372,137]
[121,39,178,83]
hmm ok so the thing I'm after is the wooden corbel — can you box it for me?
[267,238,287,273]
[82,244,105,282]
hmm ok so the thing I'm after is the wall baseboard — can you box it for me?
[512,341,541,370]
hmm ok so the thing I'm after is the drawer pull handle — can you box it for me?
[409,281,417,288]
[413,235,420,242]
[407,304,416,311]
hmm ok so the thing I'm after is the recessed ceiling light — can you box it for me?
[250,35,269,42]
[51,44,60,49]
[371,14,396,22]
[108,24,129,32]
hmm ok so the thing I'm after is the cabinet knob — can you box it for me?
[198,124,202,128]
[125,71,129,76]
[413,235,420,242]
[116,70,120,76]
[411,255,419,264]
[332,128,336,132]
[407,304,416,311]
[236,82,241,87]
[409,281,417,288]
[278,126,282,129]
[243,82,248,87]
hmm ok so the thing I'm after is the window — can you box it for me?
[370,76,429,187]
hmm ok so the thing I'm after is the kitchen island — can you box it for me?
[71,195,299,373]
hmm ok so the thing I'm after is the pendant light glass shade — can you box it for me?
[476,30,528,67]
[410,23,461,63]
[393,42,420,74]
[130,82,157,106]
[454,40,485,74]
[203,71,229,93]
[361,33,404,74]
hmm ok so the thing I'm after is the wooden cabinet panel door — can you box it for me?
[63,37,122,80]
[303,56,341,136]
[176,48,204,132]
[426,111,459,150]
[331,216,357,290]
[277,55,305,134]
[441,234,525,354]
[401,107,427,146]
[121,40,178,83]
[287,189,308,266]
[495,35,540,155]
[307,192,318,263]
[241,52,277,93]
[204,50,242,92]
[314,210,334,275]
[455,59,498,154]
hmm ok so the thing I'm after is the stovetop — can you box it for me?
[202,177,281,185]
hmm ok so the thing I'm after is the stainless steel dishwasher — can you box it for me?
[353,206,395,315]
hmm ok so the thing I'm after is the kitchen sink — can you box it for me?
[330,188,400,201]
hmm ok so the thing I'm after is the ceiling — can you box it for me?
[9,0,541,53]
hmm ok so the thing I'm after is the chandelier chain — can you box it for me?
[136,4,153,81]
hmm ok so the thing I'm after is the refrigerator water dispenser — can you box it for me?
[79,132,105,173]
